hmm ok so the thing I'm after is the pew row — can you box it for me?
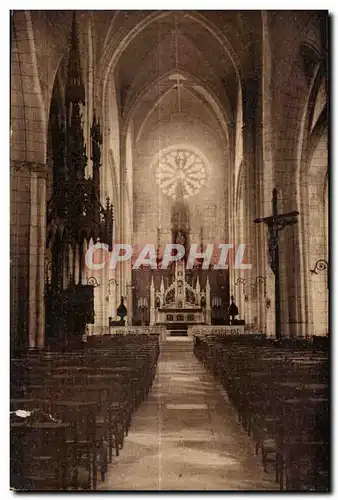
[193,334,329,492]
[10,334,160,491]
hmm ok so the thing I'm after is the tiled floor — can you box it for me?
[99,338,278,491]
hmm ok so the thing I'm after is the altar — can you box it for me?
[156,308,205,325]
[130,177,229,329]
[149,260,211,331]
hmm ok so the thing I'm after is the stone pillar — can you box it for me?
[11,164,29,352]
[11,161,47,351]
[118,138,125,300]
[36,167,46,348]
[261,13,276,338]
[277,182,300,338]
[241,120,255,323]
[241,74,264,330]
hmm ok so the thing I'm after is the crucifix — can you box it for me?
[254,189,299,340]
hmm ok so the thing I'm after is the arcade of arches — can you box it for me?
[10,10,329,492]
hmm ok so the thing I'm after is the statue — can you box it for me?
[117,296,127,325]
[176,230,186,247]
[228,295,239,324]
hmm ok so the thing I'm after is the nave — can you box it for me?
[10,9,329,493]
[10,331,329,492]
[99,338,277,491]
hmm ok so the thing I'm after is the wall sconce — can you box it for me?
[87,276,100,287]
[251,275,267,299]
[235,277,246,286]
[235,277,247,298]
[309,259,328,275]
[108,278,119,295]
[310,259,329,289]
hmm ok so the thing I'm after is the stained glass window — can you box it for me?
[156,148,207,199]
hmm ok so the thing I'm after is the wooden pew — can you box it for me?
[10,334,160,491]
[193,333,329,491]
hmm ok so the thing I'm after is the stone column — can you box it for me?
[241,74,264,330]
[11,161,47,351]
[11,163,30,351]
[119,139,126,300]
[36,166,46,348]
[261,13,276,337]
[241,126,255,326]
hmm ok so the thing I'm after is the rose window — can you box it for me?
[155,149,207,199]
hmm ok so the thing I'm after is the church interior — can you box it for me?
[10,10,329,491]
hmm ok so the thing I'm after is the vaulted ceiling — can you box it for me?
[28,10,262,148]
[111,11,261,145]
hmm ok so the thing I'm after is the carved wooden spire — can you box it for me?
[66,11,85,106]
[50,99,66,189]
[66,11,87,181]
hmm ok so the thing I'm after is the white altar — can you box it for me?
[150,260,211,326]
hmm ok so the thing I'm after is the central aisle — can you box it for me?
[100,338,278,491]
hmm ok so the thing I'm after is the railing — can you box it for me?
[190,325,246,337]
[108,325,166,340]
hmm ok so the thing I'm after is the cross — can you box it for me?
[254,189,299,340]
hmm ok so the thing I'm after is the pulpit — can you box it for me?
[45,284,94,350]
[44,15,114,351]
